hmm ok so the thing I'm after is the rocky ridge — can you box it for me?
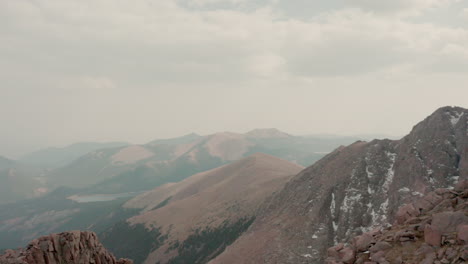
[0,231,132,264]
[210,106,468,264]
[326,180,468,264]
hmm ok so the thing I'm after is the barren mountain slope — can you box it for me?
[104,153,303,264]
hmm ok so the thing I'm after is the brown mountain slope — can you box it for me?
[210,106,468,264]
[0,231,132,264]
[118,153,303,264]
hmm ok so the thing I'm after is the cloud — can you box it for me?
[462,8,468,19]
[1,0,467,84]
[346,0,461,16]
[1,0,468,157]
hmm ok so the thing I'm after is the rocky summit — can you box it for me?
[0,231,132,264]
[326,180,468,264]
[210,106,468,264]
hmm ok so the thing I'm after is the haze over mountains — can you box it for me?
[1,106,467,264]
[19,142,130,169]
[0,128,360,204]
[0,128,355,251]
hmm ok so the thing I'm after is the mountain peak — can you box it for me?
[407,106,467,140]
[245,128,291,138]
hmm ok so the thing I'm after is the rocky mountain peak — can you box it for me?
[210,106,468,264]
[0,231,132,264]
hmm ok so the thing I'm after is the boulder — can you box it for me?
[424,224,442,246]
[431,211,468,234]
[352,233,374,252]
[457,224,468,244]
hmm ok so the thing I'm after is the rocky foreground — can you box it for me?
[326,180,468,264]
[0,231,132,264]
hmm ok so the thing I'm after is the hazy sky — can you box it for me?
[1,0,468,158]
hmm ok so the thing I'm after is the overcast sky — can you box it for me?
[1,0,468,158]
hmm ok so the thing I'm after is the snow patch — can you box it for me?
[399,187,410,192]
[340,189,362,213]
[382,152,396,191]
[379,199,389,220]
[412,191,424,197]
[449,111,464,126]
[332,221,338,232]
[366,166,374,179]
[302,254,312,258]
[449,175,459,187]
[330,193,336,218]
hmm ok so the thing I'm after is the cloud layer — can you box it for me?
[1,0,467,157]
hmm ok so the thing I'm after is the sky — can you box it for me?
[1,0,468,158]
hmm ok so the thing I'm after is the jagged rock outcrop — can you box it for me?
[0,231,132,264]
[210,106,468,264]
[326,180,468,264]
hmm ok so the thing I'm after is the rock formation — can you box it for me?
[0,231,132,264]
[326,180,468,264]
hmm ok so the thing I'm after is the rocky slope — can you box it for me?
[326,180,468,264]
[210,106,468,264]
[101,153,303,264]
[0,231,132,264]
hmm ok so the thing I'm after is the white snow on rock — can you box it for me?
[340,188,362,214]
[449,111,464,126]
[382,152,396,191]
[330,193,336,218]
[399,187,410,192]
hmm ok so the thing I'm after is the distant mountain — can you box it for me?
[245,128,291,138]
[210,106,468,264]
[100,153,303,264]
[43,129,356,194]
[0,156,15,171]
[147,133,202,146]
[0,156,45,204]
[0,167,44,204]
[19,142,129,168]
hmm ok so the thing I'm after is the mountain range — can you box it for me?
[0,106,467,264]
